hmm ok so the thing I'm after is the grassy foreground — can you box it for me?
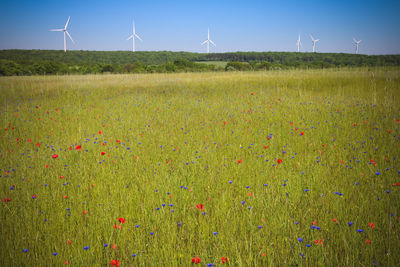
[0,69,399,266]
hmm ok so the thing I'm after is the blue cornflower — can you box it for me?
[52,252,58,256]
[83,246,89,250]
[357,229,364,233]
[304,189,309,192]
[104,244,109,247]
[132,254,136,257]
[213,232,218,235]
[348,222,353,226]
[305,244,311,247]
[258,226,263,229]
[150,232,154,235]
[22,249,28,252]
[298,238,303,242]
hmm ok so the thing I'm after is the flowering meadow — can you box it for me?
[0,69,399,266]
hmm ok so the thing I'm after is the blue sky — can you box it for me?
[0,0,399,54]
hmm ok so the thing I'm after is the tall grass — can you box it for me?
[0,68,399,266]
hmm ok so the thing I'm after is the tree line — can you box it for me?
[0,50,399,76]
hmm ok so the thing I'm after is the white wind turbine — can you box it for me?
[50,16,75,52]
[201,28,216,53]
[127,21,142,52]
[310,34,320,52]
[353,38,362,54]
[296,34,302,52]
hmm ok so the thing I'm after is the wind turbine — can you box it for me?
[50,16,74,52]
[310,34,320,52]
[201,28,216,53]
[296,34,302,52]
[127,21,142,52]
[353,38,362,54]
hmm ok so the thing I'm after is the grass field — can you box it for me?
[1,69,400,266]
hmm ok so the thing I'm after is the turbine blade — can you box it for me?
[127,35,133,40]
[310,34,314,41]
[66,31,75,44]
[50,29,64,31]
[209,40,216,46]
[64,16,70,30]
[201,40,208,45]
[353,37,357,43]
[135,34,143,41]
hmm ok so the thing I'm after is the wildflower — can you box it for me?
[238,159,242,164]
[213,232,218,235]
[82,210,88,214]
[369,222,375,229]
[191,257,201,264]
[110,260,120,266]
[118,217,126,224]
[83,246,89,250]
[112,244,117,249]
[113,224,121,229]
[75,145,81,151]
[98,131,102,134]
[101,152,106,155]
[300,132,304,136]
[52,252,58,256]
[52,154,58,159]
[32,194,37,199]
[196,204,204,210]
[67,240,72,245]
[333,218,337,222]
[277,159,282,164]
[348,222,353,226]
[365,239,371,245]
[22,249,28,252]
[298,238,303,242]
[357,229,364,232]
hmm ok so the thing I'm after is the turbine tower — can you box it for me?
[353,38,362,54]
[50,16,74,52]
[201,28,216,53]
[127,21,142,52]
[310,34,320,52]
[296,34,302,52]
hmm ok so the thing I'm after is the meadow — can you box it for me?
[0,68,399,266]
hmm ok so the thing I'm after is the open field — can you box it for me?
[1,69,400,266]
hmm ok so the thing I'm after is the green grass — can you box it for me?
[0,68,400,266]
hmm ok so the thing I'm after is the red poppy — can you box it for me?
[32,194,37,199]
[98,131,102,134]
[251,92,254,95]
[118,217,126,224]
[116,140,121,143]
[300,132,304,135]
[365,239,371,245]
[277,159,282,164]
[2,198,11,202]
[368,222,375,229]
[332,218,337,222]
[82,210,88,214]
[76,145,81,151]
[67,240,72,245]
[237,159,242,164]
[63,195,68,199]
[223,121,227,125]
[264,145,269,149]
[45,165,49,168]
[52,154,58,159]
[113,224,121,229]
[110,260,120,266]
[196,204,204,211]
[221,257,228,264]
[101,152,106,155]
[191,257,201,264]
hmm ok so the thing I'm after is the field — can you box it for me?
[0,69,399,266]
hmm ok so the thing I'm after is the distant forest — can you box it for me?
[0,50,399,76]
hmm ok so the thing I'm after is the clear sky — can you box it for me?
[0,0,399,54]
